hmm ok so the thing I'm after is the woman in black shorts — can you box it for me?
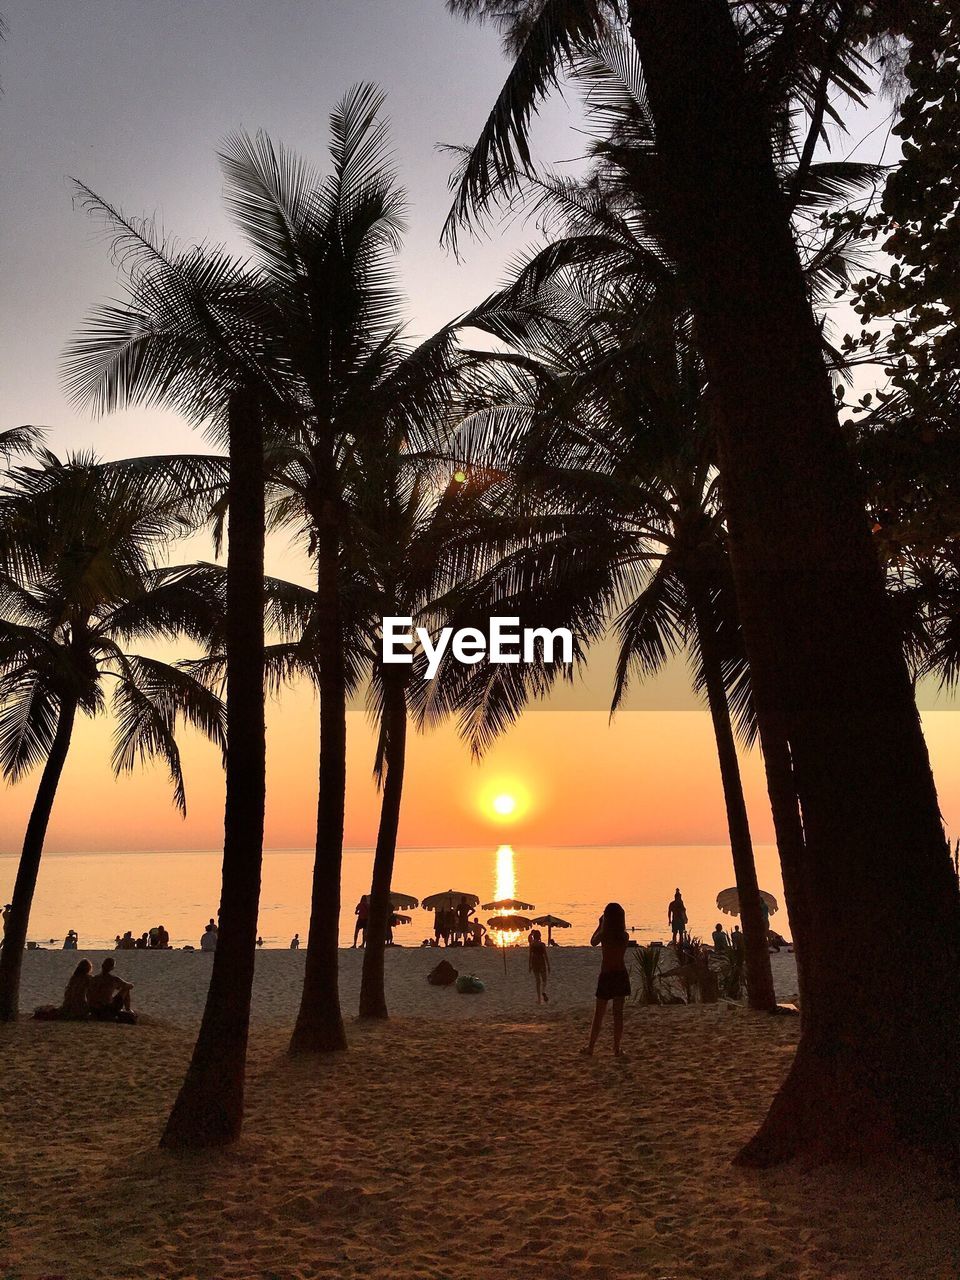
[584,902,636,1056]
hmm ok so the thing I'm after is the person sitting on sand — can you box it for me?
[200,923,217,952]
[60,958,93,1019]
[468,919,487,948]
[528,929,550,1004]
[584,903,637,1057]
[256,936,264,948]
[290,933,300,949]
[712,923,730,951]
[134,933,149,949]
[118,930,136,950]
[354,896,369,948]
[88,957,134,1021]
[62,929,78,950]
[156,924,169,950]
[668,889,687,946]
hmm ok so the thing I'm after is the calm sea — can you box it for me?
[0,844,787,951]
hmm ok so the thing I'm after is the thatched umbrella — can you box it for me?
[716,888,778,917]
[487,913,532,974]
[531,914,571,945]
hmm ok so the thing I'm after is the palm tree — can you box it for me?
[218,95,471,1052]
[432,287,778,1007]
[67,85,472,1062]
[63,175,288,1141]
[0,434,226,1020]
[445,0,960,1163]
[348,447,501,1019]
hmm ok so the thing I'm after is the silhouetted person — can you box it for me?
[354,895,369,947]
[528,928,550,1004]
[200,923,217,952]
[731,925,744,952]
[290,933,300,950]
[668,889,687,945]
[62,930,78,951]
[584,902,636,1056]
[256,936,264,948]
[712,923,730,951]
[135,933,148,949]
[88,957,133,1020]
[59,959,92,1019]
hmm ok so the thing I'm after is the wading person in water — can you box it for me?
[584,903,636,1057]
[528,928,550,1003]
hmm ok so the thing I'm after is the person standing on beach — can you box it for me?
[731,925,744,951]
[290,933,300,949]
[584,903,637,1057]
[354,895,369,947]
[668,889,688,946]
[528,929,550,1004]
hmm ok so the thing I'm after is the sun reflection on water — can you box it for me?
[489,844,525,946]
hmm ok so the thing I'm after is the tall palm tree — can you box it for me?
[67,86,472,1063]
[219,96,472,1052]
[431,285,778,1007]
[0,434,226,1020]
[445,0,960,1163]
[63,177,288,1142]
[347,446,503,1019]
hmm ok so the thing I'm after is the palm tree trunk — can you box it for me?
[688,584,776,1012]
[629,0,960,1163]
[359,674,408,1020]
[161,389,266,1148]
[0,696,78,1021]
[756,716,809,1008]
[289,507,348,1054]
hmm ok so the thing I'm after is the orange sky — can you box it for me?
[2,688,958,855]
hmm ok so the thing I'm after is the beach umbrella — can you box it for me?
[487,914,533,974]
[389,891,419,910]
[391,913,412,925]
[716,888,779,917]
[481,897,535,912]
[531,914,571,945]
[422,890,479,911]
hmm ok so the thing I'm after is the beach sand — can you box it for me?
[1,948,957,1280]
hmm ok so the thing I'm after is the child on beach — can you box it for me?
[528,929,550,1003]
[584,902,637,1056]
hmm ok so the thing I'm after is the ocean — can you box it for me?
[0,843,787,951]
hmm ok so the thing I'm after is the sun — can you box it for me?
[492,793,517,817]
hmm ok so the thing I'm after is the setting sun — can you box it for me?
[492,793,517,817]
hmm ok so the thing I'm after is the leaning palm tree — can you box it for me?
[0,435,226,1020]
[446,0,960,1164]
[427,287,778,1007]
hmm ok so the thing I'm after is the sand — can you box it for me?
[1,948,957,1280]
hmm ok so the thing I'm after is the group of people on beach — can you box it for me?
[351,895,422,948]
[113,924,171,950]
[429,898,488,948]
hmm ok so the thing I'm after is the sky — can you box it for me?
[1,1,958,855]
